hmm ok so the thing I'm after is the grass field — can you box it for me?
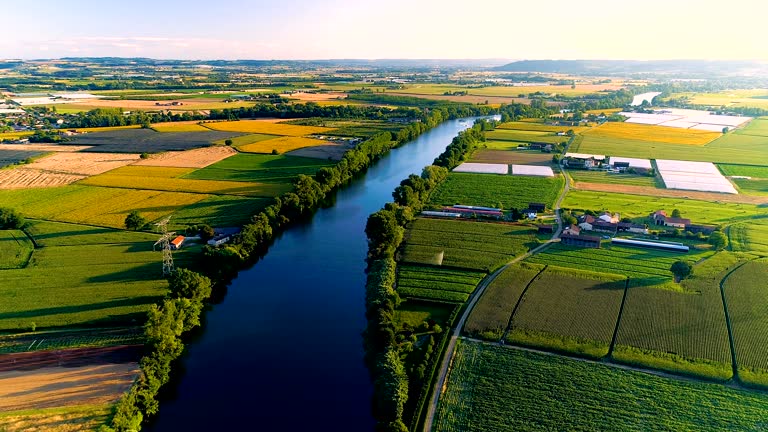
[237,136,327,154]
[77,167,289,197]
[213,133,280,147]
[496,121,590,134]
[506,266,625,358]
[151,122,210,132]
[396,265,485,303]
[23,220,158,247]
[469,149,554,166]
[718,164,768,178]
[723,259,768,387]
[393,300,456,333]
[562,190,766,224]
[202,120,334,136]
[0,404,113,432]
[464,263,544,340]
[183,153,333,183]
[485,129,566,144]
[583,122,721,145]
[526,242,712,291]
[0,230,34,269]
[433,340,768,432]
[568,170,660,187]
[0,186,210,228]
[613,252,739,380]
[429,173,564,211]
[401,218,536,272]
[729,219,768,255]
[170,195,274,229]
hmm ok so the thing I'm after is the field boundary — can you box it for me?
[499,265,548,342]
[607,278,630,357]
[719,260,755,383]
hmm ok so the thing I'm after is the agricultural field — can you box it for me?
[212,133,280,148]
[393,300,456,333]
[382,82,625,98]
[485,129,566,144]
[201,120,334,136]
[526,242,712,291]
[77,166,289,197]
[733,178,768,195]
[131,146,237,168]
[396,265,485,303]
[673,90,768,110]
[464,263,544,340]
[23,151,139,175]
[433,340,768,432]
[170,195,273,229]
[23,220,158,247]
[429,173,564,211]
[507,266,626,358]
[729,220,768,255]
[400,218,536,272]
[0,404,113,432]
[0,186,209,228]
[613,252,739,380]
[469,149,554,166]
[0,230,33,269]
[496,121,589,134]
[568,170,660,187]
[70,129,243,153]
[582,122,721,145]
[723,259,768,387]
[0,327,142,355]
[718,163,768,178]
[562,190,766,224]
[151,122,211,133]
[237,136,327,154]
[184,153,332,183]
[0,149,45,168]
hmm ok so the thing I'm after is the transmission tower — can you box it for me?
[153,217,175,276]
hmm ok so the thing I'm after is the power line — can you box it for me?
[153,216,175,276]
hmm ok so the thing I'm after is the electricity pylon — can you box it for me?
[154,217,175,276]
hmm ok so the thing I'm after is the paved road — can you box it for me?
[423,161,572,432]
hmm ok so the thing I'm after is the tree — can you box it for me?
[708,231,729,250]
[124,210,147,230]
[0,207,25,229]
[167,268,212,302]
[671,209,682,218]
[224,139,233,146]
[198,224,215,241]
[670,261,693,280]
[562,213,577,227]
[722,127,729,134]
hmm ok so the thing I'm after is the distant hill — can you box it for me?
[494,60,768,76]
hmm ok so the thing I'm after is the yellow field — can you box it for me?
[151,122,210,132]
[582,122,721,145]
[238,136,328,154]
[586,108,623,115]
[72,125,142,133]
[77,171,286,197]
[497,121,591,134]
[0,131,34,140]
[202,120,334,136]
[96,166,195,178]
[673,90,768,110]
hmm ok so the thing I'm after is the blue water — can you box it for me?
[148,118,476,431]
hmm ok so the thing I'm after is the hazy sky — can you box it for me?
[3,0,766,60]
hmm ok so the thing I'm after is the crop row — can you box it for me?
[428,173,564,211]
[397,287,469,303]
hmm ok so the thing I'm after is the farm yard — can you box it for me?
[506,267,626,358]
[723,260,768,387]
[400,218,536,272]
[432,340,768,432]
[396,265,485,303]
[428,173,563,211]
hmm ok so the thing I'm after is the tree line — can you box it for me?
[363,121,488,431]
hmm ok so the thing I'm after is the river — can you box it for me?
[147,118,477,431]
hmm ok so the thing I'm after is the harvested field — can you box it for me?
[70,129,243,153]
[132,146,236,168]
[286,142,355,160]
[24,152,139,175]
[53,98,254,112]
[151,122,211,132]
[583,122,721,145]
[238,136,328,154]
[470,149,554,166]
[281,91,347,101]
[0,404,112,432]
[203,120,334,136]
[0,144,91,153]
[0,364,138,412]
[0,169,85,189]
[571,182,768,205]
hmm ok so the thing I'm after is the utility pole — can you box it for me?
[154,217,175,276]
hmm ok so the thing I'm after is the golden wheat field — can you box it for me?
[238,136,328,154]
[202,120,334,136]
[583,122,721,145]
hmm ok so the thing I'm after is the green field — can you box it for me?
[464,263,544,340]
[0,230,34,269]
[733,178,768,195]
[729,219,768,255]
[507,266,626,358]
[723,259,768,387]
[718,163,768,178]
[527,242,711,291]
[183,153,333,183]
[562,190,766,224]
[485,129,565,144]
[433,340,768,432]
[401,218,536,272]
[393,300,456,333]
[396,265,485,303]
[613,252,739,380]
[568,170,660,187]
[170,195,273,229]
[429,173,564,211]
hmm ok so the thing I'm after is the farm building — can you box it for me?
[592,220,618,233]
[578,214,595,231]
[422,210,461,219]
[562,153,606,169]
[537,224,554,234]
[687,224,716,235]
[598,212,619,224]
[563,225,581,235]
[170,235,185,250]
[560,233,601,248]
[611,238,689,252]
[652,210,691,229]
[443,207,503,219]
[608,157,652,173]
[528,203,546,213]
[618,222,649,234]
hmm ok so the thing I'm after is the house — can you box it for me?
[618,222,649,235]
[563,225,581,235]
[170,235,185,250]
[578,214,595,231]
[598,212,619,224]
[207,234,232,246]
[562,152,606,170]
[651,210,668,225]
[528,203,546,213]
[560,233,601,248]
[592,220,618,233]
[537,224,554,234]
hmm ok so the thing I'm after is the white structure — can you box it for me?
[656,159,737,194]
[619,108,751,132]
[609,157,652,170]
[511,164,555,177]
[452,162,508,175]
[630,92,662,106]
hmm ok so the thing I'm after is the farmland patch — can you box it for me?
[70,129,243,153]
[237,136,328,154]
[429,172,563,211]
[396,265,485,303]
[202,120,334,136]
[131,146,236,168]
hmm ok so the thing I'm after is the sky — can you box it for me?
[2,0,767,61]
